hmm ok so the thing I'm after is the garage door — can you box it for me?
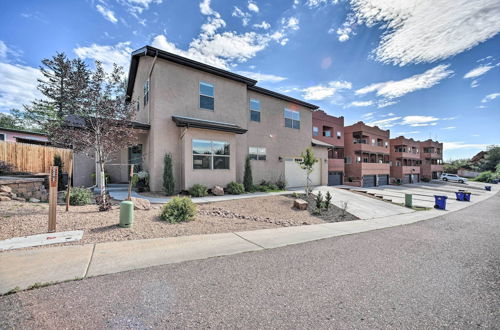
[403,174,411,184]
[363,175,376,187]
[285,158,321,188]
[412,174,419,183]
[378,174,389,186]
[328,171,343,186]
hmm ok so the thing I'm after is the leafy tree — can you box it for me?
[295,147,318,196]
[0,113,21,129]
[243,155,253,192]
[480,145,500,172]
[443,159,471,174]
[163,153,175,195]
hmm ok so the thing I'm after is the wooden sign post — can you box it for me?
[48,166,58,233]
[127,165,134,201]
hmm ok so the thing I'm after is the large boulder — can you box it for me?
[0,185,12,193]
[212,185,224,196]
[293,199,308,210]
[0,196,11,202]
[131,197,151,210]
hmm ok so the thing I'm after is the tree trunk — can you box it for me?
[99,160,106,205]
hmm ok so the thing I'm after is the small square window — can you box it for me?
[313,126,319,136]
[249,146,266,160]
[284,109,300,129]
[336,131,342,139]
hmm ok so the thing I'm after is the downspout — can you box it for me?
[146,50,157,190]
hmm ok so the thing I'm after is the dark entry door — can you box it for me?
[328,172,343,186]
[403,174,411,184]
[378,174,389,186]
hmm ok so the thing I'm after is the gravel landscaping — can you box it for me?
[0,195,357,247]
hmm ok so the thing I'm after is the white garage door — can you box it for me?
[284,157,321,188]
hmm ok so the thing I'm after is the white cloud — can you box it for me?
[0,41,7,58]
[463,64,495,79]
[232,7,251,26]
[301,81,352,100]
[356,65,453,99]
[248,1,259,13]
[361,111,376,119]
[74,42,132,72]
[442,126,456,130]
[377,100,397,108]
[400,115,439,127]
[392,131,420,136]
[347,100,373,107]
[443,142,488,150]
[253,21,270,30]
[282,17,300,31]
[306,0,339,8]
[235,71,286,83]
[347,0,500,65]
[199,0,215,15]
[470,80,479,88]
[481,92,500,103]
[96,4,118,23]
[0,62,42,111]
[366,116,402,128]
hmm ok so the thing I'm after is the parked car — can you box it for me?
[440,173,468,183]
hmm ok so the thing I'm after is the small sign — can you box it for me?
[50,166,58,188]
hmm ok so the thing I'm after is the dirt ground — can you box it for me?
[0,195,343,246]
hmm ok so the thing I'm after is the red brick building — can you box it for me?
[312,110,344,185]
[344,121,391,187]
[390,136,421,184]
[419,139,444,179]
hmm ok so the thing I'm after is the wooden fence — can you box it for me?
[0,141,73,174]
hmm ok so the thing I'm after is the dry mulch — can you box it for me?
[0,195,341,246]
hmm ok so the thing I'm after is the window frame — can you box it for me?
[143,79,150,106]
[284,108,300,129]
[336,131,342,139]
[0,133,5,141]
[192,139,230,170]
[249,146,267,160]
[249,98,261,122]
[313,126,319,136]
[199,81,215,111]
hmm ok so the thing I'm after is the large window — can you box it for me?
[199,82,214,110]
[284,108,300,129]
[313,126,319,136]
[249,147,266,160]
[249,98,260,122]
[143,79,149,106]
[192,139,230,169]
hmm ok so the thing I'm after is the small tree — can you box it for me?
[243,155,253,192]
[163,153,175,195]
[325,191,332,210]
[296,147,318,197]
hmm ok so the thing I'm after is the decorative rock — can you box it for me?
[131,197,151,210]
[212,185,224,196]
[28,198,41,203]
[0,185,12,193]
[12,197,26,202]
[293,199,308,210]
[0,196,11,201]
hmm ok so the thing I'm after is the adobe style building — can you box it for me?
[419,139,444,179]
[389,136,421,183]
[312,110,344,185]
[112,46,329,192]
[344,122,391,187]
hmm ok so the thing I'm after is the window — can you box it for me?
[384,141,388,148]
[200,82,214,110]
[249,98,260,122]
[0,133,5,141]
[313,126,319,136]
[396,161,401,166]
[371,138,376,146]
[337,131,342,139]
[143,79,149,106]
[324,130,331,137]
[192,139,230,169]
[249,147,266,160]
[284,108,300,129]
[344,157,351,164]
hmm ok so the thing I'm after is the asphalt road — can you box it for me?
[1,192,499,329]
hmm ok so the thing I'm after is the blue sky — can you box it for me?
[0,0,499,160]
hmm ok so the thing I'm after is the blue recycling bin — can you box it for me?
[455,191,465,201]
[485,186,492,191]
[434,195,447,210]
[492,179,499,184]
[463,192,471,201]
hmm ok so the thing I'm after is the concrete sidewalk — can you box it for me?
[1,188,497,295]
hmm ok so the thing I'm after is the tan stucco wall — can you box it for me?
[130,56,319,192]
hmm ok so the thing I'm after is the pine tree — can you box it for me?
[243,155,253,192]
[163,153,175,195]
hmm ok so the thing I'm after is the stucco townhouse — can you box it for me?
[419,139,444,180]
[389,136,422,184]
[100,45,331,192]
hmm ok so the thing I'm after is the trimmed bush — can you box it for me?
[66,187,92,206]
[474,171,497,182]
[243,156,253,192]
[226,181,245,195]
[276,178,286,190]
[160,197,196,223]
[324,191,332,210]
[163,153,175,195]
[421,177,431,182]
[189,184,208,197]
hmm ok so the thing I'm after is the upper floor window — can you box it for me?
[313,126,319,136]
[249,147,266,160]
[143,79,150,106]
[336,131,342,139]
[192,139,229,169]
[199,82,214,110]
[344,156,351,164]
[371,138,376,146]
[384,141,388,148]
[0,133,5,141]
[249,98,260,122]
[324,130,331,137]
[284,108,300,129]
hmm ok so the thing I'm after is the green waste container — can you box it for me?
[119,201,134,228]
[405,193,412,208]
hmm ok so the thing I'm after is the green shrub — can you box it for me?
[66,187,92,206]
[132,171,149,192]
[291,192,300,198]
[421,177,430,182]
[474,171,497,182]
[189,184,208,197]
[243,156,253,192]
[315,191,324,210]
[160,197,196,223]
[163,153,175,195]
[226,181,245,195]
[324,191,332,210]
[276,178,287,190]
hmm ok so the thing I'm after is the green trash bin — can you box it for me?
[405,193,412,208]
[119,201,134,228]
